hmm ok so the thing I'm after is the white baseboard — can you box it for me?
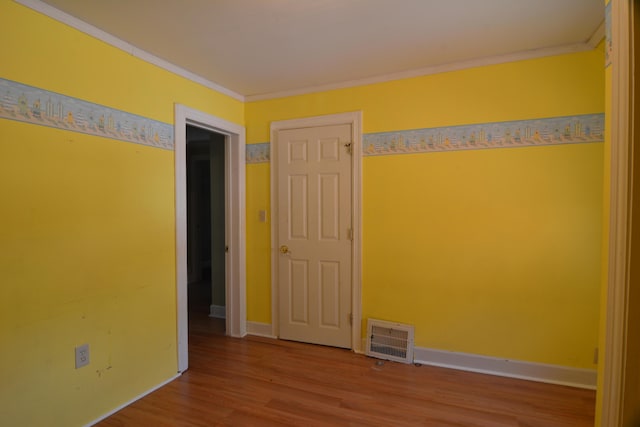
[412,347,597,390]
[234,328,596,389]
[85,373,180,426]
[209,305,226,319]
[246,321,276,338]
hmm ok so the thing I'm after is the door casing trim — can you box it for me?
[270,111,363,352]
[175,104,246,373]
[600,0,631,425]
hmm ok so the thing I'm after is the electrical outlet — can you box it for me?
[75,344,90,369]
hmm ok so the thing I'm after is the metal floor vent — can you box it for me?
[366,318,414,364]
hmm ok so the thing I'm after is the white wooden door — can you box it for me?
[277,124,352,348]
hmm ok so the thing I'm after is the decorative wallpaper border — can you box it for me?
[363,114,604,156]
[250,114,604,163]
[2,79,603,161]
[0,78,174,150]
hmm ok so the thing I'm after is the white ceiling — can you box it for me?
[36,0,604,99]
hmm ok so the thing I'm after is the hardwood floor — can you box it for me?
[97,302,595,426]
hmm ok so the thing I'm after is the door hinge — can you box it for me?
[347,228,354,241]
[349,313,353,325]
[344,142,353,154]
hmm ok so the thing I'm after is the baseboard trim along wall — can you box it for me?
[246,321,277,339]
[85,373,180,426]
[246,329,596,389]
[412,347,597,390]
[209,305,226,319]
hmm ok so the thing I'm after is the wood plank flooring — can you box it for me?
[97,299,595,426]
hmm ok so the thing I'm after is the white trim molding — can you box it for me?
[175,104,246,373]
[588,20,607,49]
[247,43,593,102]
[601,0,632,425]
[14,0,244,102]
[246,322,277,339]
[413,347,597,390]
[270,112,363,352]
[16,0,605,104]
[84,373,180,427]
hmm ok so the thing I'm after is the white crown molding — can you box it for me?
[587,19,606,49]
[17,0,605,107]
[14,0,245,102]
[246,43,593,102]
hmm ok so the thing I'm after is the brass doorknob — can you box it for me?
[279,245,290,254]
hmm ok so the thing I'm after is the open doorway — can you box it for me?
[175,104,246,373]
[186,125,226,337]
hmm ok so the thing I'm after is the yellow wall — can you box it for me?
[246,49,605,368]
[246,162,272,322]
[0,1,242,426]
[1,0,606,423]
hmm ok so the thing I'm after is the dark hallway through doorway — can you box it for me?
[186,125,226,338]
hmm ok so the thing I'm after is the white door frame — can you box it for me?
[175,104,246,372]
[600,0,631,424]
[270,111,363,352]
